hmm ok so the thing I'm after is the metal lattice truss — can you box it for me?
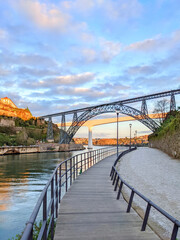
[61,103,160,144]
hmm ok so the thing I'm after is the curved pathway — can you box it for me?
[54,154,160,240]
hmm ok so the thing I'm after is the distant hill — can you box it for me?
[0,97,33,120]
[73,135,148,146]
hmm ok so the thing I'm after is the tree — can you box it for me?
[153,99,169,124]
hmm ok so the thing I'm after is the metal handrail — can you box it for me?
[110,149,180,240]
[21,147,116,240]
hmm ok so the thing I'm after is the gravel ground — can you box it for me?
[118,147,180,239]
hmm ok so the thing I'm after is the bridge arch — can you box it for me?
[61,104,160,144]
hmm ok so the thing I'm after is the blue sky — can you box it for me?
[0,0,180,137]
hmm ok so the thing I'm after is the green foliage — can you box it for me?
[0,133,16,146]
[9,218,56,240]
[0,126,16,134]
[15,117,35,127]
[26,128,43,140]
[8,233,22,240]
[27,137,36,145]
[149,111,180,140]
[0,116,58,146]
[16,131,28,145]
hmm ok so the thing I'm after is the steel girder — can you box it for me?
[40,88,180,119]
[62,104,160,144]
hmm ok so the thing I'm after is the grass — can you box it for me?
[149,111,180,140]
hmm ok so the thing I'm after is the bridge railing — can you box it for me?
[21,146,116,240]
[110,149,180,240]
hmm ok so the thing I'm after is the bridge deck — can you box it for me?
[54,154,160,240]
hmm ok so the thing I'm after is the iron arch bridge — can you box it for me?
[40,88,180,144]
[62,104,159,144]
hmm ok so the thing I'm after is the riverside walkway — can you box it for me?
[54,154,160,240]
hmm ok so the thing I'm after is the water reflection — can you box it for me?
[0,151,77,240]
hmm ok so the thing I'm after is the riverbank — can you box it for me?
[117,147,180,240]
[0,143,85,155]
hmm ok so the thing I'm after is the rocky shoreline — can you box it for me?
[0,143,85,155]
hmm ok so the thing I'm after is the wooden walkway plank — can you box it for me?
[54,154,160,240]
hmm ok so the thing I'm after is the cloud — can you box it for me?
[13,0,87,32]
[81,48,97,63]
[16,66,61,78]
[80,32,95,43]
[125,29,180,52]
[104,0,142,21]
[62,0,96,13]
[0,29,8,39]
[0,66,10,76]
[79,38,121,63]
[0,50,58,68]
[53,72,95,85]
[127,65,157,75]
[99,38,121,62]
[126,36,164,52]
[61,0,142,21]
[18,72,96,90]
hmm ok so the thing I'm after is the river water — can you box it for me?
[1,147,179,240]
[0,147,97,240]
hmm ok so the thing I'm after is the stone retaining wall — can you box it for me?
[0,143,85,155]
[149,131,180,159]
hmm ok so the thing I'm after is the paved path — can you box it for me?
[54,154,160,240]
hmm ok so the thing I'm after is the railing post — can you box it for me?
[141,203,151,231]
[43,192,47,240]
[89,151,91,167]
[73,157,75,180]
[80,154,82,174]
[55,171,58,218]
[117,181,123,200]
[114,176,119,191]
[110,166,114,177]
[87,152,89,169]
[127,189,134,213]
[59,165,61,203]
[91,151,93,166]
[76,155,78,176]
[85,153,86,171]
[93,151,94,165]
[65,161,68,192]
[70,158,72,185]
[51,179,54,240]
[111,167,115,180]
[112,172,117,185]
[171,223,179,240]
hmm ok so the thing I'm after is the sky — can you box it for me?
[0,0,180,138]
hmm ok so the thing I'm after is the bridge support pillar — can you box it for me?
[88,126,93,149]
[47,117,54,142]
[170,93,176,111]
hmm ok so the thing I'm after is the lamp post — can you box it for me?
[134,130,137,146]
[129,124,132,149]
[116,109,120,157]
